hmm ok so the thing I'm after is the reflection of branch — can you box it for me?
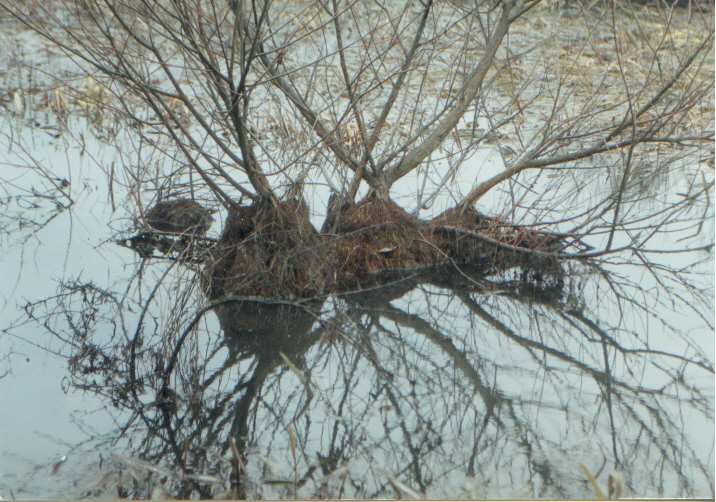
[356,295,574,498]
[161,295,320,391]
[111,453,223,485]
[563,309,714,374]
[377,303,505,416]
[456,291,673,396]
[354,327,429,494]
[16,252,712,497]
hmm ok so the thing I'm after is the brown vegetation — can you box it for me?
[144,199,215,236]
[201,196,565,302]
[202,196,324,299]
[1,0,709,304]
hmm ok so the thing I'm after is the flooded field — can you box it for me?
[0,0,713,499]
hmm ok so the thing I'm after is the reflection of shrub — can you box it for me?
[218,299,324,361]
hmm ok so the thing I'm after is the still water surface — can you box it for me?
[0,124,712,499]
[0,8,713,498]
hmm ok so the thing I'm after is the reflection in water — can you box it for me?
[16,261,713,499]
[0,2,712,498]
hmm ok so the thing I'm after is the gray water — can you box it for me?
[0,120,712,499]
[0,5,713,499]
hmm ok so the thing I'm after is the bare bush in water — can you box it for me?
[0,0,713,498]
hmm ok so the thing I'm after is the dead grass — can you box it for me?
[203,197,327,299]
[202,196,565,301]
